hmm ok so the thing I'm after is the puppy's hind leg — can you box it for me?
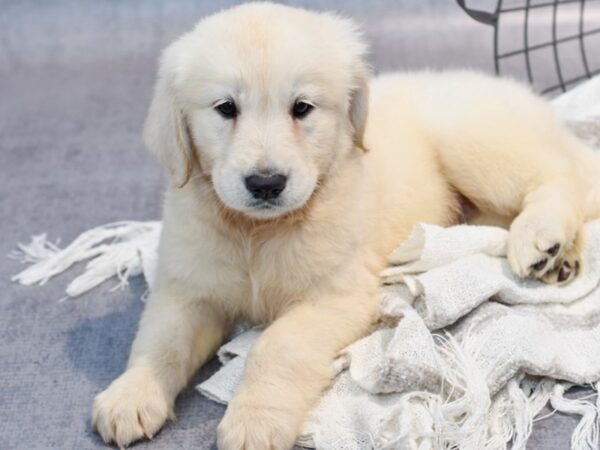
[507,179,584,284]
[415,73,589,284]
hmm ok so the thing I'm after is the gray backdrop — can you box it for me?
[0,1,587,448]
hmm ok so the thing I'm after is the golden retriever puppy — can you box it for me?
[92,2,600,449]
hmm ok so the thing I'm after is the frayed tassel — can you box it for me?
[501,377,555,450]
[8,234,61,264]
[506,376,534,450]
[375,331,497,450]
[378,330,581,450]
[11,221,161,299]
[485,392,514,450]
[550,383,599,450]
[432,332,494,449]
[523,377,555,422]
[381,331,499,450]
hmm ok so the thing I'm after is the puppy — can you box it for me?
[92,2,600,449]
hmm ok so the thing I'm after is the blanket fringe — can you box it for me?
[377,331,501,449]
[434,332,495,449]
[507,377,532,450]
[550,383,600,450]
[10,221,160,298]
[381,331,600,450]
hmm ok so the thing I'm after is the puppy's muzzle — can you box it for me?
[245,173,287,200]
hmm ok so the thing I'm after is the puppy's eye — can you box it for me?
[215,101,237,119]
[292,100,313,119]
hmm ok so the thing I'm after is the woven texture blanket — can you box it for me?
[196,221,600,449]
[10,76,600,449]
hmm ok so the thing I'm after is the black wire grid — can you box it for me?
[457,0,600,94]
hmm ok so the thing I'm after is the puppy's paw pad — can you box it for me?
[530,258,549,273]
[92,368,172,449]
[547,243,561,256]
[542,259,580,285]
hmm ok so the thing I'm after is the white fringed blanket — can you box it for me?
[198,221,600,450]
[10,76,600,450]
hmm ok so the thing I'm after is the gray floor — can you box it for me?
[0,1,590,448]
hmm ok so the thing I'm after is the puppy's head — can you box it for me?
[144,2,369,220]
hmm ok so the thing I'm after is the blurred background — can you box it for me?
[1,1,598,449]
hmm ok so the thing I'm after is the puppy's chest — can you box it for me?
[234,234,331,321]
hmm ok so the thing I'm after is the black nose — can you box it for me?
[244,173,287,200]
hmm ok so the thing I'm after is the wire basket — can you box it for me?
[457,0,600,95]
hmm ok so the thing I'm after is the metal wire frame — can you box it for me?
[457,0,600,94]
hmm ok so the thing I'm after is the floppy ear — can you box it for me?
[143,73,193,188]
[349,66,370,153]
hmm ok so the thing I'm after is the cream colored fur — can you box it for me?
[91,3,600,449]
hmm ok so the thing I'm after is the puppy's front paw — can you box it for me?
[507,213,581,284]
[92,367,173,448]
[217,397,300,450]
